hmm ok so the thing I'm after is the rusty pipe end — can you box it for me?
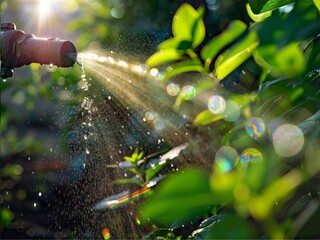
[59,40,77,67]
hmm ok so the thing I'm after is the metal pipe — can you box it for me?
[0,23,77,78]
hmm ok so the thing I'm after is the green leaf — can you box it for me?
[112,178,143,186]
[172,3,205,48]
[275,43,306,77]
[146,164,165,182]
[193,110,223,126]
[137,151,144,160]
[314,0,320,11]
[207,215,257,239]
[142,229,176,240]
[191,11,206,48]
[215,31,259,80]
[0,80,11,91]
[249,0,295,14]
[246,3,272,22]
[159,38,192,51]
[164,59,205,80]
[201,20,247,65]
[140,170,214,227]
[124,156,135,163]
[146,49,183,68]
[0,105,8,131]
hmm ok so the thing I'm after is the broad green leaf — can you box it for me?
[164,59,205,80]
[193,110,223,126]
[254,43,306,77]
[314,0,320,11]
[246,3,272,22]
[250,170,303,220]
[172,3,205,48]
[215,31,259,80]
[191,10,206,48]
[294,203,320,239]
[207,215,257,239]
[159,38,192,51]
[146,49,183,68]
[140,170,214,227]
[189,215,227,239]
[249,0,295,14]
[275,43,306,77]
[142,229,176,240]
[201,21,247,65]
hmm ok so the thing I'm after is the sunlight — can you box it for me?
[37,0,61,25]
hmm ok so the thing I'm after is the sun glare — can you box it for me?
[38,0,56,22]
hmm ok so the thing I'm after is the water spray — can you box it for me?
[0,23,77,79]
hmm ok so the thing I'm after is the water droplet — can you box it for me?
[85,148,90,154]
[33,202,37,208]
[38,192,42,197]
[49,63,54,68]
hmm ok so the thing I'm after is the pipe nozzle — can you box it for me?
[0,23,77,78]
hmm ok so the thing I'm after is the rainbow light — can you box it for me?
[135,216,141,225]
[102,228,111,240]
[109,186,151,209]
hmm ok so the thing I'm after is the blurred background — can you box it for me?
[0,0,250,238]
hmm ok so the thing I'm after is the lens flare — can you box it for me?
[155,72,165,81]
[223,100,241,122]
[138,64,148,74]
[95,187,151,210]
[246,117,265,139]
[215,146,238,173]
[135,216,141,225]
[166,83,181,96]
[181,85,196,100]
[149,68,159,77]
[272,124,304,157]
[208,95,226,114]
[145,111,157,121]
[240,148,263,164]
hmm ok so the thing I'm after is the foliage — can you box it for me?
[135,1,320,239]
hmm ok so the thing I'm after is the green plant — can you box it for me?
[134,0,320,239]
